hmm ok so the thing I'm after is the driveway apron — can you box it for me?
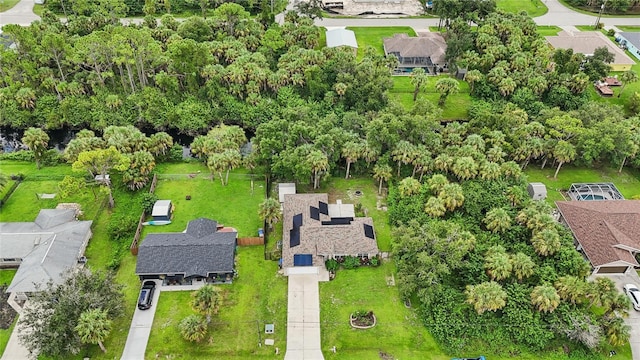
[284,274,324,360]
[121,280,162,360]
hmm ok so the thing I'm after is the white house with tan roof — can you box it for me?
[281,193,379,273]
[556,200,640,274]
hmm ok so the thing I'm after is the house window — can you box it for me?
[2,258,17,262]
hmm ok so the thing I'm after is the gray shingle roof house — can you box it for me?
[136,218,237,285]
[546,31,635,71]
[617,32,640,61]
[383,33,447,74]
[325,28,358,54]
[281,194,379,270]
[556,200,640,274]
[1,209,92,311]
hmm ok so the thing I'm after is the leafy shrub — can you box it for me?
[41,149,63,166]
[9,173,24,181]
[107,213,138,241]
[0,150,33,161]
[370,257,380,267]
[325,258,339,272]
[107,253,122,271]
[607,29,616,37]
[342,256,360,270]
[140,193,158,215]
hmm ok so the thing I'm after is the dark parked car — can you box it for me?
[138,281,156,310]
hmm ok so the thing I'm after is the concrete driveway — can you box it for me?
[284,273,324,360]
[120,280,161,360]
[594,273,640,360]
[0,0,40,27]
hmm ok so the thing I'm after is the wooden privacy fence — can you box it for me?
[130,174,158,255]
[238,237,264,246]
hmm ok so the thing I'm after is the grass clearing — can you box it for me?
[348,27,416,59]
[617,25,640,32]
[497,0,548,17]
[149,165,264,238]
[536,25,562,36]
[0,0,20,12]
[320,261,448,360]
[146,246,287,359]
[524,165,640,204]
[389,75,471,120]
[584,62,640,115]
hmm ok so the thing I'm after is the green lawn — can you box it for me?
[497,0,548,17]
[145,246,288,359]
[524,165,640,203]
[584,62,640,115]
[320,262,448,360]
[0,0,20,12]
[148,164,264,238]
[0,161,74,177]
[617,25,640,32]
[0,270,17,355]
[536,25,562,36]
[389,75,471,120]
[348,27,417,59]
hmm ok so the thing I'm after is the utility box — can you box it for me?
[527,182,547,201]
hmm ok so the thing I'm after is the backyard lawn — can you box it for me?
[389,75,471,120]
[348,26,416,59]
[496,0,548,17]
[524,165,640,203]
[145,246,287,359]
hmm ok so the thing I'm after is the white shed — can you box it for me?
[152,200,173,221]
[527,183,547,200]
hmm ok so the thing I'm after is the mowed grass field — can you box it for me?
[496,0,548,17]
[389,75,471,120]
[145,247,287,359]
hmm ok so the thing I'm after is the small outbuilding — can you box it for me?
[152,200,173,221]
[325,28,358,55]
[527,182,547,200]
[278,183,296,204]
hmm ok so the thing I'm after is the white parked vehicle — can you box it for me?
[623,284,640,311]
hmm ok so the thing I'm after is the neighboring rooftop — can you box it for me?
[2,209,93,293]
[556,200,640,268]
[619,31,640,48]
[326,28,358,49]
[545,31,635,68]
[136,218,237,278]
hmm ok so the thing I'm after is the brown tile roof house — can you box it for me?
[556,200,640,274]
[545,31,635,71]
[281,194,379,269]
[383,33,447,73]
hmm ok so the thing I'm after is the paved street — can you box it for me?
[0,0,40,26]
[121,280,162,360]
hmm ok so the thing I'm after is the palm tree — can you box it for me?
[192,284,221,324]
[410,68,428,102]
[553,140,576,179]
[500,161,522,178]
[392,141,417,177]
[424,196,446,217]
[531,284,560,313]
[506,186,526,207]
[434,153,454,173]
[435,77,460,106]
[259,197,282,230]
[464,134,485,152]
[483,208,512,233]
[342,141,364,179]
[464,69,483,93]
[603,317,630,347]
[554,276,586,305]
[412,145,432,180]
[619,70,638,97]
[373,161,393,195]
[498,77,516,97]
[149,132,174,156]
[21,127,50,170]
[75,308,112,353]
[531,228,561,256]
[438,183,464,211]
[207,153,227,185]
[222,149,242,186]
[179,315,208,342]
[307,150,328,189]
[510,252,535,281]
[427,174,449,195]
[479,161,501,180]
[15,87,37,109]
[484,251,512,281]
[398,177,421,197]
[122,150,156,191]
[452,156,478,181]
[465,281,507,314]
[334,82,347,99]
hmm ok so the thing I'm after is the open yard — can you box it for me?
[0,0,20,12]
[348,27,416,59]
[524,165,640,203]
[389,75,471,120]
[146,246,287,359]
[496,0,548,17]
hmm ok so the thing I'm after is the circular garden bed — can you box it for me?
[350,310,376,329]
